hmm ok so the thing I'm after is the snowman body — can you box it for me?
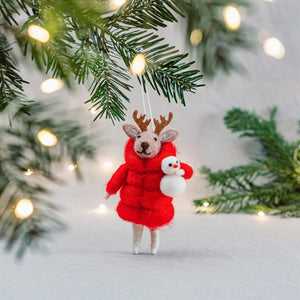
[160,156,186,197]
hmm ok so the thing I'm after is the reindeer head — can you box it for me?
[122,110,179,159]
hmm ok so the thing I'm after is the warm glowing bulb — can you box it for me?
[190,29,203,46]
[68,164,77,171]
[98,204,107,213]
[90,107,97,114]
[27,25,50,43]
[103,161,113,169]
[223,6,241,30]
[15,199,34,219]
[258,211,265,217]
[37,129,57,147]
[263,37,285,59]
[203,202,209,207]
[109,0,126,10]
[130,54,146,75]
[24,168,34,176]
[40,78,64,94]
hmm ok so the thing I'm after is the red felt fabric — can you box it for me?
[106,139,193,230]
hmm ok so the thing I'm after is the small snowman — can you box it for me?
[160,156,186,197]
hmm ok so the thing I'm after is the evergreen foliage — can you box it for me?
[194,108,300,217]
[1,0,203,123]
[0,102,96,258]
[185,0,252,78]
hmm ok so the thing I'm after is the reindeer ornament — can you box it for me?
[105,110,193,255]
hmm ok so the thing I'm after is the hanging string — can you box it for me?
[145,83,154,131]
[140,82,147,115]
[140,80,154,132]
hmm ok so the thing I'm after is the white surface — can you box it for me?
[1,206,300,300]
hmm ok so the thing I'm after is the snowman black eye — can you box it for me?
[137,135,141,138]
[154,137,157,141]
[176,161,178,163]
[168,163,172,167]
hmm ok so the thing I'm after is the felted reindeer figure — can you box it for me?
[105,110,193,255]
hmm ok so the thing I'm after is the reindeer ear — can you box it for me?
[122,124,142,138]
[159,129,179,143]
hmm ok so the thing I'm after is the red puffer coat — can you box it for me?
[106,139,193,230]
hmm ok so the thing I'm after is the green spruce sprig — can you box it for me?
[194,108,300,217]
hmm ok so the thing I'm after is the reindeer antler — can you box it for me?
[154,112,173,135]
[133,110,151,132]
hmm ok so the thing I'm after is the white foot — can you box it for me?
[150,230,160,255]
[132,224,144,255]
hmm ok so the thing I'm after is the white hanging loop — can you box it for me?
[140,80,154,132]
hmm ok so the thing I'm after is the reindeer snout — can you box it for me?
[141,142,149,150]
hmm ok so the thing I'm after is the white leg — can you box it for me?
[150,229,160,255]
[132,224,144,255]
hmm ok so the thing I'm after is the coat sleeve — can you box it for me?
[180,162,193,180]
[106,163,128,195]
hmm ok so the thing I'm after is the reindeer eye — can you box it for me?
[154,137,157,141]
[168,163,172,167]
[137,135,141,138]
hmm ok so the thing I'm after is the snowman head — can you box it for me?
[161,156,180,175]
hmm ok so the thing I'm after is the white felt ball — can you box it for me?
[160,175,186,197]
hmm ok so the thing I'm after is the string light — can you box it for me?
[98,204,107,213]
[258,211,265,217]
[223,6,241,31]
[27,25,50,43]
[190,29,203,46]
[130,54,146,75]
[90,107,97,114]
[103,161,113,169]
[40,78,64,93]
[203,202,209,207]
[68,164,77,171]
[15,199,34,219]
[263,37,285,59]
[109,0,126,10]
[24,169,34,176]
[37,129,58,147]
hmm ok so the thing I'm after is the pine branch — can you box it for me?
[0,32,29,116]
[195,107,300,217]
[5,0,203,122]
[0,102,97,258]
[184,0,253,78]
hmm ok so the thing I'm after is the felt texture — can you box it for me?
[106,138,193,230]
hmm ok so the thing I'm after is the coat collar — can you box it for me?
[124,139,177,172]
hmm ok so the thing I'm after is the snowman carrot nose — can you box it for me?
[173,164,178,168]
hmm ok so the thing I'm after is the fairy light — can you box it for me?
[27,25,50,43]
[40,78,64,94]
[130,54,146,75]
[98,204,107,213]
[68,164,77,171]
[103,161,113,169]
[258,211,265,217]
[37,129,57,147]
[90,107,97,114]
[223,6,241,31]
[15,199,34,219]
[24,168,34,176]
[263,37,285,59]
[109,0,126,10]
[203,202,209,207]
[190,29,203,46]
